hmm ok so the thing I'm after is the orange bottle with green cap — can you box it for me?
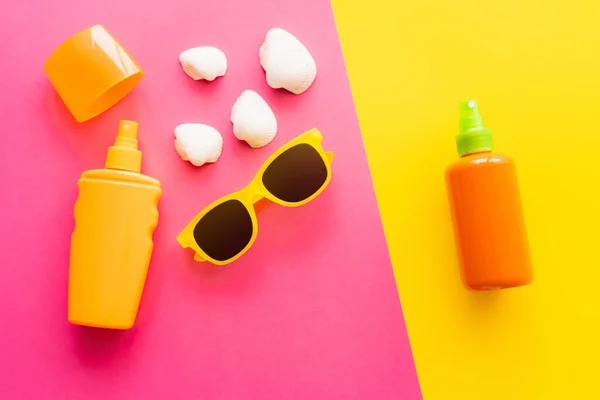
[68,120,161,329]
[446,100,533,290]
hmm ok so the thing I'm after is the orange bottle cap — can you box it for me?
[44,25,144,122]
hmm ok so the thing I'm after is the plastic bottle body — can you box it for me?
[68,169,161,329]
[446,152,533,290]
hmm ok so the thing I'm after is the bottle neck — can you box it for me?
[461,150,492,158]
[105,145,142,172]
[105,120,142,173]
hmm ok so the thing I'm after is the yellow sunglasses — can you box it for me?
[177,128,334,265]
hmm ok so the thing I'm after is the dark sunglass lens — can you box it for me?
[193,200,253,261]
[262,144,328,203]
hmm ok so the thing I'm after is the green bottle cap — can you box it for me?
[456,100,493,157]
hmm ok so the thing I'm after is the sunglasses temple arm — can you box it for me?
[325,151,334,163]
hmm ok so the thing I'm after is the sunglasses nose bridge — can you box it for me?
[251,193,265,204]
[239,187,264,205]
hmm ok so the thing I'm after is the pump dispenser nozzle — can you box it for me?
[456,100,493,157]
[105,120,142,173]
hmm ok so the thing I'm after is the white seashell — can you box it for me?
[179,46,227,81]
[259,28,317,95]
[174,123,223,166]
[230,90,277,148]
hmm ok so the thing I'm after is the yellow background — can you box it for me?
[332,0,600,398]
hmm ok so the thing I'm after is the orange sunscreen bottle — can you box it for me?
[68,120,161,328]
[446,101,533,290]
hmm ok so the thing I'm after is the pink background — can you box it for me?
[0,0,420,398]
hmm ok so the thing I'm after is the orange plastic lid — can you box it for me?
[44,25,144,122]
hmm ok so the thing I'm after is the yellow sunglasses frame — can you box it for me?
[177,128,334,266]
